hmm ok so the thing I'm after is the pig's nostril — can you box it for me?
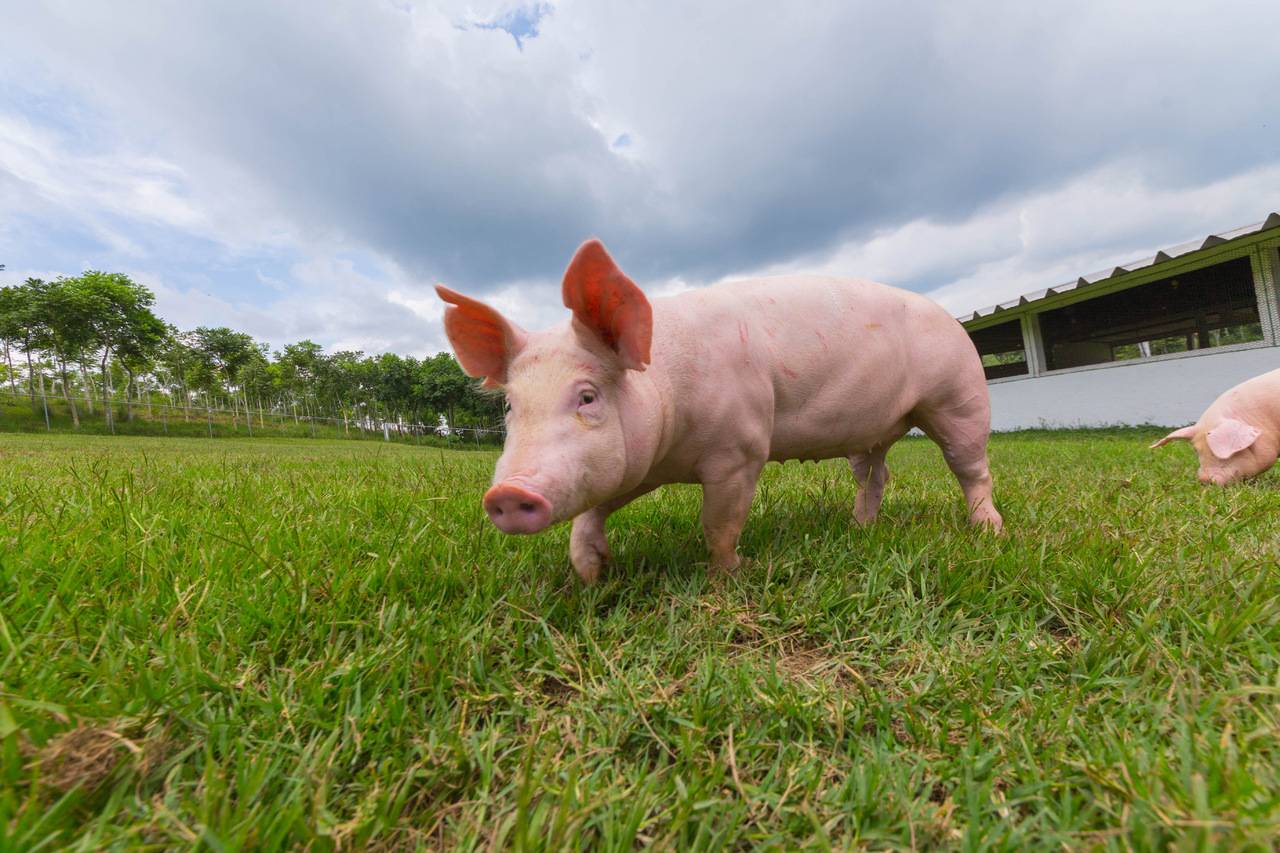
[483,483,553,534]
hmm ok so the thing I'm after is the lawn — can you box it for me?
[1,430,1278,850]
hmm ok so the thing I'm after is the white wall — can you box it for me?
[987,345,1280,430]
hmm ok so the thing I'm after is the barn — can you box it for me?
[961,213,1280,430]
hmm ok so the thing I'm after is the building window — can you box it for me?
[1038,256,1263,371]
[969,319,1029,380]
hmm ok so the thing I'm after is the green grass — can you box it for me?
[2,429,1279,850]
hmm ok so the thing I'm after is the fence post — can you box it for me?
[207,407,213,439]
[42,390,50,432]
[475,428,480,449]
[162,404,168,436]
[280,410,286,438]
[245,400,253,437]
[310,416,315,438]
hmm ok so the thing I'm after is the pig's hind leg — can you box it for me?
[569,484,658,583]
[913,406,1002,532]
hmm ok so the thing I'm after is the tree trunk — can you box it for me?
[4,343,16,399]
[25,347,36,412]
[124,366,136,421]
[59,356,80,427]
[101,354,114,431]
[80,362,95,414]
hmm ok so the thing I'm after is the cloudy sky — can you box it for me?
[3,0,1279,358]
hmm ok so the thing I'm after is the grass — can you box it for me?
[1,428,1279,850]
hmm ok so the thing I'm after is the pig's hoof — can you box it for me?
[709,552,742,577]
[571,552,606,584]
[971,508,1004,533]
[852,509,878,527]
[570,540,608,584]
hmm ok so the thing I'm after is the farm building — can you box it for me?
[961,213,1280,430]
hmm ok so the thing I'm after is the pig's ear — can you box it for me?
[1150,426,1199,449]
[1206,419,1261,459]
[436,284,528,389]
[562,239,653,371]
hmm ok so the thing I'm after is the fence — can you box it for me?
[0,390,506,449]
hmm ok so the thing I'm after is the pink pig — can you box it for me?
[437,239,1002,582]
[1151,367,1280,485]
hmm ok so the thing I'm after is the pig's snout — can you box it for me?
[483,483,553,534]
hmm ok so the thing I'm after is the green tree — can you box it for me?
[421,352,476,434]
[69,271,166,430]
[113,313,168,421]
[8,279,51,412]
[193,326,259,421]
[0,285,28,401]
[35,277,97,427]
[277,340,323,421]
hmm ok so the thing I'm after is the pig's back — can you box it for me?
[653,276,984,461]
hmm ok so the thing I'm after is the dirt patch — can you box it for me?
[539,675,579,706]
[26,717,178,793]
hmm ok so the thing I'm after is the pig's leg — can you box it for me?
[848,423,910,525]
[699,463,765,574]
[913,408,1002,532]
[569,484,658,583]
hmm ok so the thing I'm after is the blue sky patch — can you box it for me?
[471,3,551,51]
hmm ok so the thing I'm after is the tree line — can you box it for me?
[0,272,503,434]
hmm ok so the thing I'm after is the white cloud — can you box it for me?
[717,159,1280,316]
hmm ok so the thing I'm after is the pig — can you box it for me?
[436,239,1002,582]
[1150,367,1280,485]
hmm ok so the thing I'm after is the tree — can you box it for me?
[7,279,50,412]
[113,312,168,420]
[68,271,166,430]
[277,340,323,421]
[155,328,204,419]
[193,327,256,396]
[35,278,96,427]
[421,352,476,433]
[0,285,26,400]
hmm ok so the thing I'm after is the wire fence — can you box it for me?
[0,390,506,449]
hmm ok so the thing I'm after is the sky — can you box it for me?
[3,0,1279,359]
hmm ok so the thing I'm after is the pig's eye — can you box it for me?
[578,390,597,406]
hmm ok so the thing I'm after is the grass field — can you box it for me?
[2,429,1279,850]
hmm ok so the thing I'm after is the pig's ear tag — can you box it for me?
[436,284,528,388]
[1206,419,1261,459]
[562,239,653,371]
[1150,425,1198,449]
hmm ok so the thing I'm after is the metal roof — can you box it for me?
[962,212,1280,322]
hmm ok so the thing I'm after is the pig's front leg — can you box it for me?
[699,463,765,574]
[569,485,657,583]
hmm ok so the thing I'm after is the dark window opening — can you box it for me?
[1038,256,1263,372]
[969,319,1029,380]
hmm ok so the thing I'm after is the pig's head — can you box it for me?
[1151,418,1276,485]
[437,240,654,535]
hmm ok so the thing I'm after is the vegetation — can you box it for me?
[0,274,502,437]
[3,428,1278,849]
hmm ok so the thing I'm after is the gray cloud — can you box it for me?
[4,0,1279,351]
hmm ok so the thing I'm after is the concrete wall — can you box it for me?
[987,345,1280,430]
